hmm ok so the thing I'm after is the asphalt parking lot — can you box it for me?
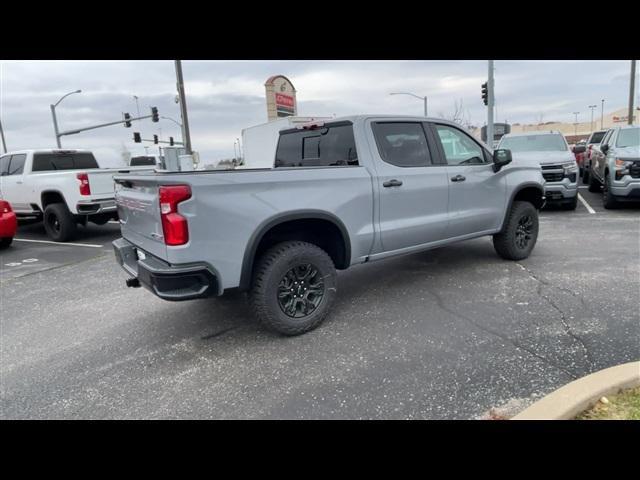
[1,187,639,419]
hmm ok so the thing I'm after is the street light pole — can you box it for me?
[628,60,637,125]
[0,117,7,153]
[588,105,597,132]
[573,112,580,137]
[174,60,192,155]
[601,99,605,129]
[50,89,81,148]
[161,116,184,145]
[133,95,141,118]
[487,60,494,148]
[389,92,428,116]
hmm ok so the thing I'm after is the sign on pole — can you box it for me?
[265,75,297,121]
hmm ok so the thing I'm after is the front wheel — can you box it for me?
[588,172,601,192]
[561,196,578,210]
[0,237,13,249]
[493,201,539,261]
[602,174,620,209]
[250,241,337,336]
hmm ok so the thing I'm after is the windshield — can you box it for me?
[589,131,606,144]
[500,134,567,152]
[615,127,640,148]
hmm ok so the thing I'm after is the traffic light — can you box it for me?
[124,112,132,128]
[151,107,159,122]
[133,132,141,143]
[169,137,174,146]
[153,134,158,144]
[481,82,488,106]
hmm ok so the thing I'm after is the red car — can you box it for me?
[0,199,17,248]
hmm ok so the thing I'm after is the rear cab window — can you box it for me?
[32,152,99,172]
[275,121,358,168]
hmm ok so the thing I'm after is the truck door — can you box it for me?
[369,121,450,253]
[429,123,506,238]
[0,154,30,213]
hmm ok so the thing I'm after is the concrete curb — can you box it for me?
[512,361,640,420]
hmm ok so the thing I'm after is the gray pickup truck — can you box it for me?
[113,116,545,335]
[585,125,640,208]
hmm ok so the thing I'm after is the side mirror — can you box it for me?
[601,144,609,154]
[492,149,512,172]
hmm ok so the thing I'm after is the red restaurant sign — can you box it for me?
[276,93,295,108]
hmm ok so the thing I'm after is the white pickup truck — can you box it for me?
[0,149,153,241]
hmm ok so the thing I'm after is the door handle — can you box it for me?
[383,179,403,187]
[450,175,466,182]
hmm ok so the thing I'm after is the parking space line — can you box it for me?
[14,238,103,248]
[577,193,596,214]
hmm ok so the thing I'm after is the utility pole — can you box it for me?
[628,60,637,125]
[601,99,605,129]
[487,60,494,148]
[0,117,7,153]
[51,90,81,148]
[588,105,597,132]
[174,60,192,154]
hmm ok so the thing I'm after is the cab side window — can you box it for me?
[7,154,26,175]
[372,122,433,167]
[434,124,488,165]
[0,155,10,175]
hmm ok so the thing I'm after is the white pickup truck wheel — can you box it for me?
[250,241,337,336]
[43,203,77,242]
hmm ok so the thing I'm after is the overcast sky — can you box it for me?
[1,60,637,167]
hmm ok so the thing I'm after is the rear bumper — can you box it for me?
[76,199,117,215]
[113,237,219,301]
[0,211,17,238]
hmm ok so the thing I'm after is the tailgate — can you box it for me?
[86,170,121,197]
[114,178,167,260]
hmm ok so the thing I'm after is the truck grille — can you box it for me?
[541,164,565,183]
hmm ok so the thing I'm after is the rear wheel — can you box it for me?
[582,169,590,184]
[43,203,77,242]
[493,201,539,261]
[250,241,337,336]
[602,174,620,209]
[0,237,13,249]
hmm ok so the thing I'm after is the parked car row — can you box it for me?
[582,125,640,208]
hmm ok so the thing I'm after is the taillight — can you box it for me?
[0,200,12,214]
[159,185,191,246]
[77,173,91,195]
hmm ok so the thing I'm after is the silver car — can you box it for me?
[498,131,578,210]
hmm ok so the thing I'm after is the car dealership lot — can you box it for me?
[1,194,638,419]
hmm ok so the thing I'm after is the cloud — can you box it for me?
[1,60,636,166]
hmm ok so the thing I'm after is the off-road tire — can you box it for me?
[43,203,77,242]
[588,172,601,192]
[602,174,620,209]
[250,241,337,336]
[0,237,13,249]
[493,201,539,261]
[582,169,590,184]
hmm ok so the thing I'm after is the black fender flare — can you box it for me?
[238,210,351,291]
[500,183,545,232]
[40,190,69,211]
